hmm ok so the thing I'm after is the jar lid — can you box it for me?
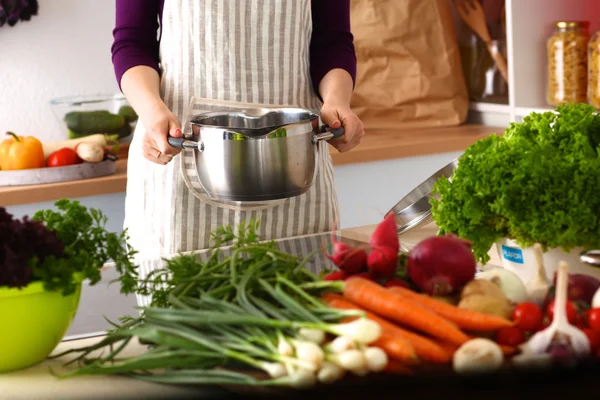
[555,21,590,29]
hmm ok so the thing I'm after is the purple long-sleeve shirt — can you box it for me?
[111,0,356,98]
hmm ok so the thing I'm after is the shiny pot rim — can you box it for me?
[189,107,320,137]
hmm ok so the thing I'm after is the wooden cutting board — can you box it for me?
[0,160,117,187]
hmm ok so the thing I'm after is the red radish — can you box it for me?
[406,235,476,296]
[384,278,410,289]
[324,270,348,281]
[323,230,368,274]
[346,271,377,282]
[367,246,398,279]
[370,213,400,253]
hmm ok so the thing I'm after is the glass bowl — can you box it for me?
[49,94,138,143]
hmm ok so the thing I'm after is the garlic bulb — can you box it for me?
[452,338,504,375]
[592,288,600,309]
[520,261,590,359]
[525,243,550,306]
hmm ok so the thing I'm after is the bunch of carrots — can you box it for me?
[311,277,516,373]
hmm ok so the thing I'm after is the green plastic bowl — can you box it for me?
[0,279,82,373]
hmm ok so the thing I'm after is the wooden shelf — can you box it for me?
[1,124,504,207]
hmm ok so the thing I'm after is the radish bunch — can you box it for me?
[323,214,408,288]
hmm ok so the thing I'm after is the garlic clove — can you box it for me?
[521,262,590,360]
[525,243,550,307]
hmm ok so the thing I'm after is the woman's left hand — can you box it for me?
[320,104,365,153]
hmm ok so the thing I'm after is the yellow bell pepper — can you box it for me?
[0,132,45,171]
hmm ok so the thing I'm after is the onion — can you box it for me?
[407,235,477,296]
[550,272,600,307]
[476,269,528,305]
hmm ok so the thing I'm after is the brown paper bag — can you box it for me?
[350,0,469,130]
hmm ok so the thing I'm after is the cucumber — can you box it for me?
[64,110,126,135]
[118,105,138,123]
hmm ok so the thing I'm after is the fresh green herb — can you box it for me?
[30,199,138,296]
[53,221,375,388]
[431,103,600,263]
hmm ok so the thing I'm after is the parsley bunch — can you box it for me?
[0,199,138,296]
[431,103,600,264]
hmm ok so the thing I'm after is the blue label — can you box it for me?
[501,245,524,264]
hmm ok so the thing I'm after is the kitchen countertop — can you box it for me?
[0,124,503,207]
[0,222,505,400]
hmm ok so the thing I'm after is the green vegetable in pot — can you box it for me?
[430,103,600,264]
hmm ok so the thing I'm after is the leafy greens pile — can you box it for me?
[431,103,600,263]
[0,199,138,296]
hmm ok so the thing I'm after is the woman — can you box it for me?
[112,0,365,265]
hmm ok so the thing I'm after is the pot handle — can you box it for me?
[580,249,600,268]
[167,135,205,152]
[312,125,345,144]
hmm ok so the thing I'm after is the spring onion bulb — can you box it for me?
[327,349,365,371]
[288,367,316,389]
[298,328,326,344]
[292,340,324,368]
[260,362,287,378]
[327,319,382,344]
[317,361,345,384]
[363,347,388,372]
[325,336,356,354]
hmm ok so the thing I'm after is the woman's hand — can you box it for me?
[320,103,365,153]
[120,66,183,165]
[140,102,183,165]
[317,68,365,153]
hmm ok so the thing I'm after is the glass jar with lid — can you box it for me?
[547,21,590,107]
[588,23,600,109]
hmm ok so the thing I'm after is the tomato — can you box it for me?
[537,321,551,332]
[576,314,588,329]
[546,300,578,324]
[512,302,544,332]
[583,328,600,351]
[588,309,600,333]
[496,327,526,347]
[46,147,81,167]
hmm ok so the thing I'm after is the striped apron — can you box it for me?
[123,0,340,305]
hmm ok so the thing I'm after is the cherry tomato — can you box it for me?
[583,328,600,351]
[576,314,588,329]
[496,326,526,347]
[537,321,550,333]
[46,147,81,167]
[546,300,578,325]
[587,309,600,333]
[512,302,543,332]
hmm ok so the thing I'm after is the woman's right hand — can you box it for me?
[140,102,183,165]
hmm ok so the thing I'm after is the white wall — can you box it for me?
[0,0,118,142]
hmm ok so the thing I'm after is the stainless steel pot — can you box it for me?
[167,107,344,202]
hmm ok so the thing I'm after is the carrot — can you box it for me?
[320,294,419,365]
[387,286,514,331]
[382,359,413,375]
[435,340,455,355]
[322,293,450,364]
[342,278,471,346]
